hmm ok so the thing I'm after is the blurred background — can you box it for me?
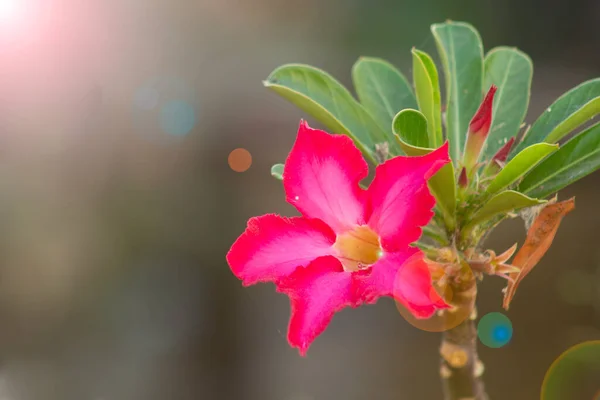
[0,0,598,399]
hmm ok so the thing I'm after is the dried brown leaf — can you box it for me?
[502,197,575,309]
[494,243,518,265]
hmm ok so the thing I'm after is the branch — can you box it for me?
[439,287,489,400]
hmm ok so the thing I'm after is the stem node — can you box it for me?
[440,302,489,399]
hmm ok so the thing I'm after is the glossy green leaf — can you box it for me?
[412,49,442,148]
[264,64,389,163]
[465,190,546,230]
[512,78,600,156]
[393,111,456,230]
[431,21,484,162]
[271,163,284,180]
[545,97,600,143]
[392,108,429,149]
[352,57,417,134]
[486,143,559,195]
[519,123,600,198]
[483,47,533,158]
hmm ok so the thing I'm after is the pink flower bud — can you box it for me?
[463,85,497,173]
[492,137,515,164]
[469,85,497,136]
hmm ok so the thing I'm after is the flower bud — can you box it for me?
[483,137,515,176]
[492,136,515,164]
[458,167,468,188]
[463,85,497,172]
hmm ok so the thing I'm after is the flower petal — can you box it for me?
[277,256,355,356]
[283,121,368,233]
[394,253,450,319]
[365,142,450,251]
[352,247,419,304]
[227,214,336,286]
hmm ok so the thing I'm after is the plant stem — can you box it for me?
[439,307,489,400]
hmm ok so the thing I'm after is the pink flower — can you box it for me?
[227,121,451,355]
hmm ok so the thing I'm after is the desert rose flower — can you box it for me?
[227,121,451,355]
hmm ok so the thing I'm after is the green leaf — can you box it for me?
[486,143,559,195]
[392,108,429,149]
[512,78,600,156]
[421,225,449,246]
[545,97,600,144]
[393,110,456,231]
[271,163,284,180]
[352,57,417,134]
[431,21,484,163]
[463,190,545,233]
[482,47,533,158]
[412,49,443,148]
[519,123,600,198]
[264,64,390,163]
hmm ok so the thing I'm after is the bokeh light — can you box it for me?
[160,100,196,136]
[134,86,160,110]
[0,0,21,25]
[394,258,475,332]
[228,148,252,172]
[477,312,512,348]
[133,76,198,142]
[541,341,600,400]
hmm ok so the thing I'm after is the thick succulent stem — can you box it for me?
[439,299,488,400]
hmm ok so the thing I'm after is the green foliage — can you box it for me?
[264,21,600,246]
[431,21,484,162]
[483,47,533,158]
[271,164,284,180]
[485,143,559,195]
[463,191,545,234]
[352,57,417,134]
[512,78,600,156]
[412,49,443,148]
[264,64,391,163]
[519,123,600,198]
[393,108,429,149]
[393,110,457,231]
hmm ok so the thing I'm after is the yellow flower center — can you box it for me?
[334,225,383,271]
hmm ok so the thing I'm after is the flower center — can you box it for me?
[333,225,382,272]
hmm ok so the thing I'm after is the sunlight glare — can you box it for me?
[0,0,21,24]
